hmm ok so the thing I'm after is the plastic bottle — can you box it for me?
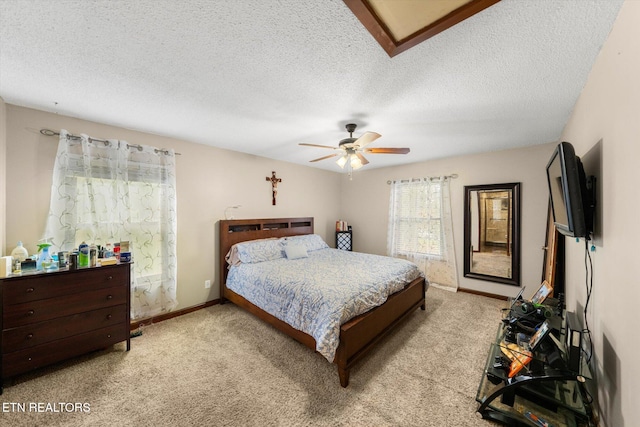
[37,243,52,271]
[78,242,89,268]
[105,243,113,258]
[89,243,97,267]
[10,241,29,262]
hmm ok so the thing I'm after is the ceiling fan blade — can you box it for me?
[355,152,369,166]
[354,131,381,148]
[310,153,338,162]
[299,143,338,149]
[364,147,410,154]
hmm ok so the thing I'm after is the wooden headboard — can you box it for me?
[218,217,314,298]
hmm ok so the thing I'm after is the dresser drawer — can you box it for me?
[3,286,127,328]
[2,304,127,352]
[2,324,129,378]
[2,265,129,306]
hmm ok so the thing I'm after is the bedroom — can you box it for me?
[0,1,638,426]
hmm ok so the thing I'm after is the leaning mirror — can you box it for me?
[463,183,521,286]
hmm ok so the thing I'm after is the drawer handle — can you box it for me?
[106,295,113,300]
[107,314,112,320]
[26,333,34,340]
[26,287,35,293]
[107,334,111,338]
[27,310,35,316]
[108,276,113,280]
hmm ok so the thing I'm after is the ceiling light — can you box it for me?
[350,154,363,170]
[336,155,348,169]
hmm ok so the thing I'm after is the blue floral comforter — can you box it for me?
[226,248,424,362]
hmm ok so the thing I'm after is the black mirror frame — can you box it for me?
[463,182,521,286]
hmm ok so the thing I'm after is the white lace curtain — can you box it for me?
[44,130,178,319]
[387,176,459,290]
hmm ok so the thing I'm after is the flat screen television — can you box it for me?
[546,141,593,239]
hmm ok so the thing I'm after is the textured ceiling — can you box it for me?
[0,0,624,172]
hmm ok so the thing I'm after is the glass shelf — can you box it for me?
[476,372,587,427]
[476,312,593,426]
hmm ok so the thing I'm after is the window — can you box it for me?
[45,131,177,319]
[74,177,165,277]
[388,179,443,258]
[388,176,459,290]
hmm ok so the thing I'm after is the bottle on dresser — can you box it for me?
[78,242,89,268]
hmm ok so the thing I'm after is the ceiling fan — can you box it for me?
[299,123,410,173]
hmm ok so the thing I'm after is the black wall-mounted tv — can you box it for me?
[546,141,594,239]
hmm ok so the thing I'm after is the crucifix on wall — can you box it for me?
[266,171,282,205]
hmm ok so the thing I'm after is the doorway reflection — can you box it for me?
[464,183,521,286]
[471,190,511,276]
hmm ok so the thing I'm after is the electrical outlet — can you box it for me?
[204,279,211,289]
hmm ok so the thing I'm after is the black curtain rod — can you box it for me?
[40,129,181,156]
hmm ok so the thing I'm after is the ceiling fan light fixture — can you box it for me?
[350,154,363,170]
[300,122,410,172]
[336,155,348,169]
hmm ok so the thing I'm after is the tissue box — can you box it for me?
[0,256,12,278]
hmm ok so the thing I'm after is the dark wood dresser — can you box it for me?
[0,263,131,393]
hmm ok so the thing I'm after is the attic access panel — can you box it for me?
[344,0,500,57]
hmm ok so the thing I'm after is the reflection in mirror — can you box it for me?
[464,183,521,286]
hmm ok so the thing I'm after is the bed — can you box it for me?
[218,217,428,387]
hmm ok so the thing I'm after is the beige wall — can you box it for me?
[0,97,6,256]
[559,1,638,425]
[3,102,556,303]
[340,143,555,298]
[4,101,555,301]
[3,105,341,311]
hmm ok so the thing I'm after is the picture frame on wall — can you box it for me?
[541,200,565,297]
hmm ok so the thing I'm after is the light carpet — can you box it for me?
[0,286,504,426]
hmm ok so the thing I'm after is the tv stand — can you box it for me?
[476,301,593,426]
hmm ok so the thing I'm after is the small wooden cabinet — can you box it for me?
[0,263,131,393]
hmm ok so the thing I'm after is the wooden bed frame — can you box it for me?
[218,217,427,387]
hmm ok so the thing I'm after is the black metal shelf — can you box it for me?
[336,230,352,251]
[476,307,593,426]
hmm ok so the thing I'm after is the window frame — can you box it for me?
[389,180,444,259]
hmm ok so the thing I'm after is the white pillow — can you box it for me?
[285,243,308,260]
[229,238,284,265]
[285,234,329,252]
